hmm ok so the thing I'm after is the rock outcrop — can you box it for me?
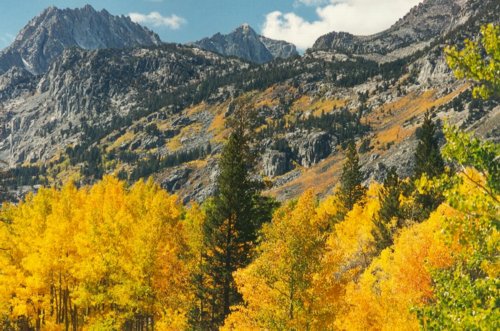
[262,150,289,177]
[289,131,336,168]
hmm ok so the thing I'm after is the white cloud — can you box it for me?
[262,0,422,50]
[295,0,330,6]
[129,12,186,29]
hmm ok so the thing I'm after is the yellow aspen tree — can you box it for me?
[0,176,192,330]
[223,190,324,330]
[336,204,458,331]
[183,203,209,327]
[312,183,382,329]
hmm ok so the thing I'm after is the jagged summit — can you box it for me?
[239,23,252,30]
[191,24,298,64]
[0,4,161,75]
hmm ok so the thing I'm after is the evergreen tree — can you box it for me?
[413,111,445,218]
[414,111,445,179]
[200,104,276,329]
[372,167,402,251]
[0,169,11,204]
[378,167,402,225]
[337,141,366,218]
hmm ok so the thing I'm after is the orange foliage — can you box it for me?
[368,86,468,151]
[335,204,459,330]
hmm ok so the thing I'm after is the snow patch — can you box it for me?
[21,57,36,75]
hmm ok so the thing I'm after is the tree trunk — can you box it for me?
[223,216,233,318]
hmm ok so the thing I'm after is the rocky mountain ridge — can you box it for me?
[0,4,161,75]
[312,0,486,62]
[0,1,498,203]
[191,24,298,64]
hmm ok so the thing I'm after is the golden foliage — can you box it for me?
[0,177,192,330]
[336,204,458,330]
[223,190,325,330]
[1,150,495,330]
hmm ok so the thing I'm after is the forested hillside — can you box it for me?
[0,23,498,330]
[1,0,498,204]
[1,109,497,331]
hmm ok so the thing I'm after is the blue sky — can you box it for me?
[0,0,422,51]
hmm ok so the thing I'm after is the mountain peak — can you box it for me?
[82,4,95,11]
[43,5,58,13]
[0,5,162,75]
[191,25,297,64]
[237,23,254,33]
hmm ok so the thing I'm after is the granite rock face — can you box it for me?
[262,150,289,178]
[292,131,336,168]
[0,5,161,75]
[259,35,299,60]
[0,44,246,168]
[191,24,298,64]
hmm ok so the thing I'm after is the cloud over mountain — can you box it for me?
[129,11,186,29]
[262,0,422,50]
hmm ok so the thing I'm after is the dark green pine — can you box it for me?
[414,111,445,179]
[338,140,366,213]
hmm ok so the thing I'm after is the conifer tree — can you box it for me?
[201,104,276,328]
[337,141,366,217]
[413,111,445,218]
[372,167,402,251]
[414,111,445,179]
[0,170,10,204]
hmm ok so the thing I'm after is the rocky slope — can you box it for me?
[0,5,161,75]
[0,0,498,203]
[191,24,298,63]
[0,44,246,168]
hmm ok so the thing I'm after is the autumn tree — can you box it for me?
[337,203,457,331]
[0,176,192,330]
[184,203,208,328]
[337,141,366,218]
[222,190,325,330]
[312,184,382,329]
[445,23,499,100]
[201,103,276,328]
[416,127,499,330]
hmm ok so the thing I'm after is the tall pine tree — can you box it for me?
[337,141,366,219]
[413,111,445,219]
[414,111,445,179]
[372,167,402,251]
[200,104,276,329]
